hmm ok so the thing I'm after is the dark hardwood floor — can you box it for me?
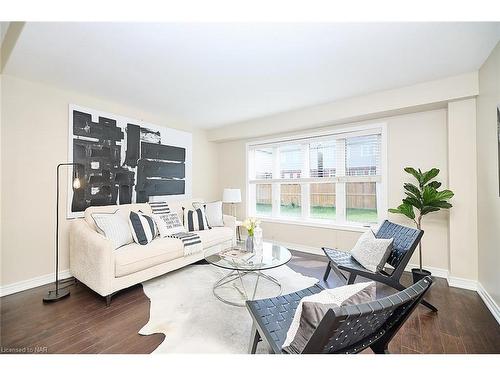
[1,250,499,354]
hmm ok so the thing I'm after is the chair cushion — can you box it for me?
[350,230,393,272]
[283,281,376,354]
[195,226,233,248]
[114,237,183,277]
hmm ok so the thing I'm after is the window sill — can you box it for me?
[254,216,373,233]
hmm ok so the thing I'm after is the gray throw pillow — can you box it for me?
[282,281,376,354]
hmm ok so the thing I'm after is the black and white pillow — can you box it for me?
[153,212,185,237]
[193,201,224,227]
[129,211,158,245]
[149,201,171,215]
[182,207,210,232]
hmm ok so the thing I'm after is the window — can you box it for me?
[247,124,386,227]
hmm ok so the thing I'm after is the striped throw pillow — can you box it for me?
[149,201,171,215]
[129,211,158,245]
[182,207,210,232]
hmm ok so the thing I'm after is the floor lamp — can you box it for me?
[43,162,84,303]
[223,188,241,219]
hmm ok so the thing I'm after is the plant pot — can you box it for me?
[411,268,431,283]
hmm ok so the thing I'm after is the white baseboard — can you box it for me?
[447,276,478,291]
[477,283,500,325]
[405,264,450,279]
[0,269,72,297]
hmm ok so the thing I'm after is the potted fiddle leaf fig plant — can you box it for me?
[388,167,454,283]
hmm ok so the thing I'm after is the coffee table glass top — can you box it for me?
[204,241,292,271]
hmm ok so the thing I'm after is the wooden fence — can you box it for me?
[256,182,376,209]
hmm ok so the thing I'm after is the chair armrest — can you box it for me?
[69,219,114,296]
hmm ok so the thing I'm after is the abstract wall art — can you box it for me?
[67,104,192,218]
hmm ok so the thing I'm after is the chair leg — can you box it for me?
[420,299,438,312]
[370,341,390,354]
[347,273,357,285]
[323,262,332,281]
[248,324,261,354]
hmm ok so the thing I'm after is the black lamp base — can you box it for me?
[43,288,70,303]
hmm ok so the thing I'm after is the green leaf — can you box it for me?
[434,190,454,201]
[392,203,415,220]
[403,183,422,199]
[403,196,423,209]
[427,181,442,189]
[432,201,452,209]
[422,185,438,205]
[422,168,440,185]
[420,206,441,215]
[404,167,422,184]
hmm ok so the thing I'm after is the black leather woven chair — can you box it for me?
[247,276,433,354]
[322,220,437,312]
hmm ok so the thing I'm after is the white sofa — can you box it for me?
[69,199,236,305]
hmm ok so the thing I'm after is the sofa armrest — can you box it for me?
[69,219,114,296]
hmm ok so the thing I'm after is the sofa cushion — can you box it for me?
[85,203,152,232]
[114,237,183,277]
[195,226,233,248]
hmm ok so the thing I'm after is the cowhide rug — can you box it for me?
[139,263,318,353]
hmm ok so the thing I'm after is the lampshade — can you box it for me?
[223,188,241,203]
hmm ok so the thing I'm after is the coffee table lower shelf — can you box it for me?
[213,269,282,307]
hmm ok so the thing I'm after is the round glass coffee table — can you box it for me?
[204,242,292,307]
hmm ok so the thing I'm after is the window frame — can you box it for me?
[245,123,388,231]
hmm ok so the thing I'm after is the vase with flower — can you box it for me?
[242,217,260,252]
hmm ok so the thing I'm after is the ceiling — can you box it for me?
[3,22,500,128]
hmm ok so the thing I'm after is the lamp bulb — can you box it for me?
[73,178,81,189]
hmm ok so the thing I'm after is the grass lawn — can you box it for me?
[256,204,377,223]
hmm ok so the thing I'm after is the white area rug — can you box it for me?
[139,263,318,353]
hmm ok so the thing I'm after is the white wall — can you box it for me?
[209,72,478,142]
[448,99,478,282]
[477,41,500,307]
[0,74,220,286]
[218,109,450,271]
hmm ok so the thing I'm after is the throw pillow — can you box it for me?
[154,212,185,237]
[282,281,376,354]
[149,201,171,215]
[182,207,210,232]
[193,201,224,227]
[91,210,133,249]
[350,230,393,272]
[129,211,158,245]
